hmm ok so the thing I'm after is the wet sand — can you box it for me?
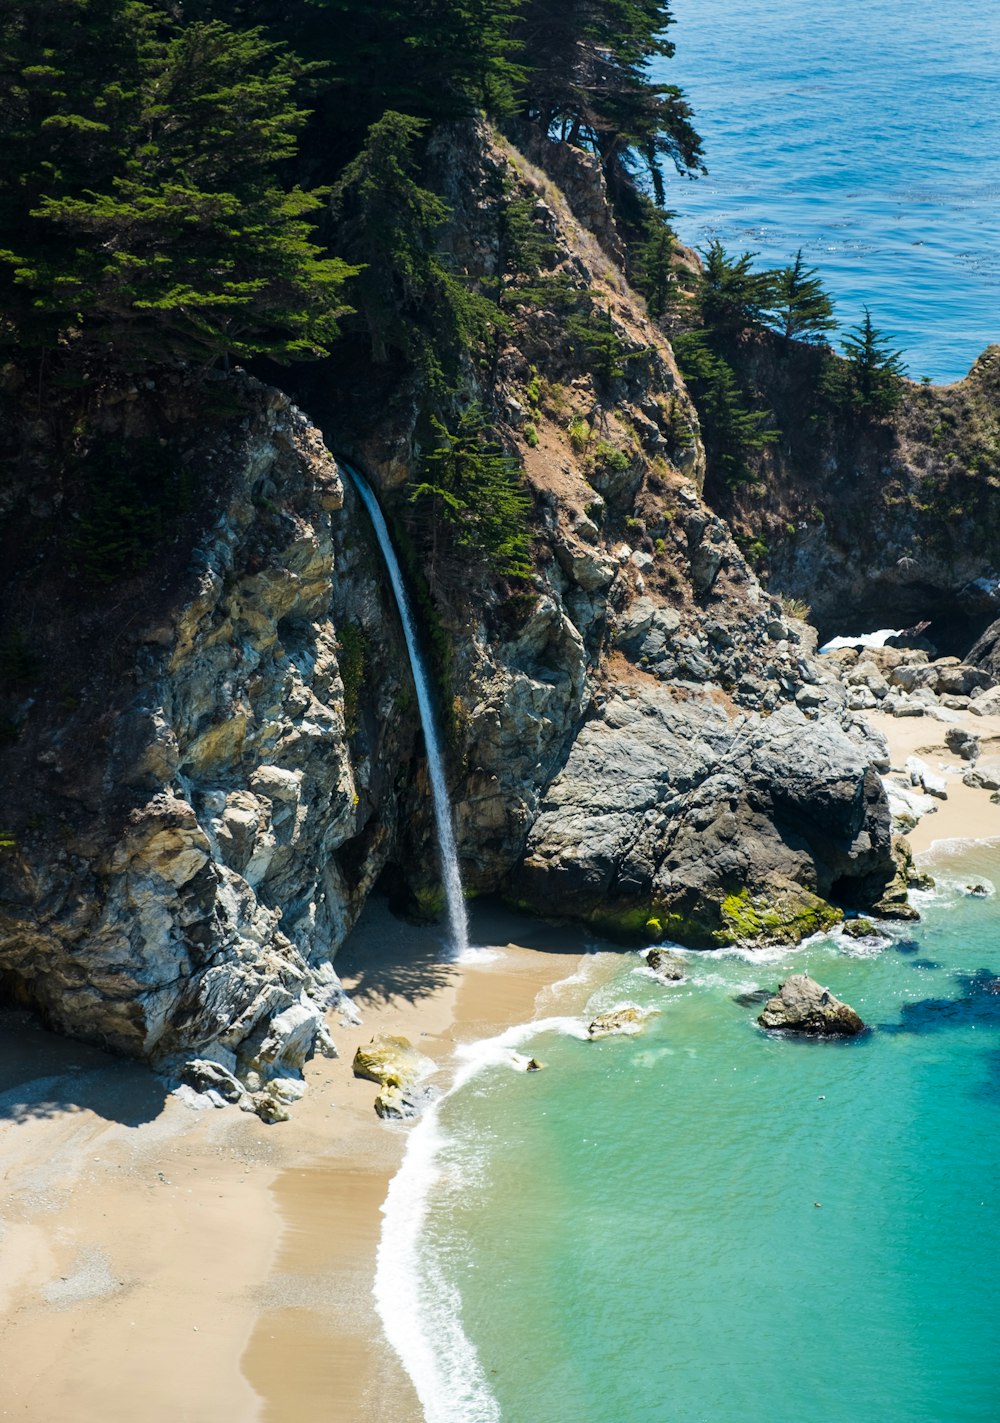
[0,901,589,1422]
[865,706,1000,853]
[5,708,996,1420]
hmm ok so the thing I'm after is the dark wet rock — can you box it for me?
[733,987,773,1007]
[757,974,865,1036]
[842,917,878,939]
[871,836,922,921]
[645,948,686,981]
[944,726,980,763]
[965,883,990,897]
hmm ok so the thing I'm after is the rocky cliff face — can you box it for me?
[0,378,422,1111]
[717,340,1000,650]
[0,122,902,1094]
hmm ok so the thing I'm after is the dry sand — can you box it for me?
[865,705,1000,854]
[0,901,591,1422]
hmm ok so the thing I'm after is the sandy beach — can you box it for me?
[0,902,590,1422]
[2,705,998,1421]
[865,705,1000,853]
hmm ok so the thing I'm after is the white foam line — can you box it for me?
[373,1016,587,1422]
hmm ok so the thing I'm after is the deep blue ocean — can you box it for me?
[659,0,1000,383]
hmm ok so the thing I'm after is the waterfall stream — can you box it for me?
[344,462,471,957]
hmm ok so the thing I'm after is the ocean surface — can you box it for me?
[377,842,1000,1422]
[657,0,1000,384]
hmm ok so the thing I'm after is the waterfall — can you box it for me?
[343,462,471,957]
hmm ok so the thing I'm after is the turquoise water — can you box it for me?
[382,843,1000,1421]
[658,0,1000,383]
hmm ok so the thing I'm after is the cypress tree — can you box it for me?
[769,250,836,346]
[1,5,355,371]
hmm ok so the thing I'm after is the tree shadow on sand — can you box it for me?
[0,1009,169,1127]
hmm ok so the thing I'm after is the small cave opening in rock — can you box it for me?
[810,588,997,663]
[0,967,43,1013]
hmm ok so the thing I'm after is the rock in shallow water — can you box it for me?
[757,974,865,1036]
[586,1005,655,1038]
[645,948,687,981]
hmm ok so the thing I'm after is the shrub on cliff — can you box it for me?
[408,406,533,586]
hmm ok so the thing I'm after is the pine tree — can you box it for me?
[515,0,703,204]
[769,250,836,346]
[697,241,775,341]
[331,110,497,383]
[633,221,683,321]
[673,331,777,486]
[825,307,907,416]
[408,406,533,583]
[1,7,355,370]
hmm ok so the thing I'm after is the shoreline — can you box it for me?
[0,903,590,1422]
[1,709,997,1419]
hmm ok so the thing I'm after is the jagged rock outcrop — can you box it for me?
[758,974,865,1036]
[0,379,415,1105]
[515,689,891,945]
[1,119,906,1092]
[587,1004,654,1038]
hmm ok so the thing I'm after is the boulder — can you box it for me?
[587,1005,654,1038]
[645,948,686,981]
[842,917,878,940]
[944,726,980,762]
[515,690,894,950]
[353,1034,435,1118]
[905,756,948,799]
[969,685,1000,717]
[967,616,1000,682]
[757,974,865,1035]
[963,758,1000,791]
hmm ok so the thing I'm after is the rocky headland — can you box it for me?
[2,119,998,1110]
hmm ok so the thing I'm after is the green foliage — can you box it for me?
[591,440,631,478]
[630,201,687,322]
[337,623,367,734]
[408,406,533,583]
[673,331,777,486]
[515,0,704,204]
[697,241,775,340]
[823,308,907,417]
[768,250,836,346]
[566,303,647,391]
[1,6,355,371]
[331,110,499,386]
[568,415,591,451]
[0,631,40,686]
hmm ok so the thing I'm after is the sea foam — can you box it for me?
[373,1015,590,1422]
